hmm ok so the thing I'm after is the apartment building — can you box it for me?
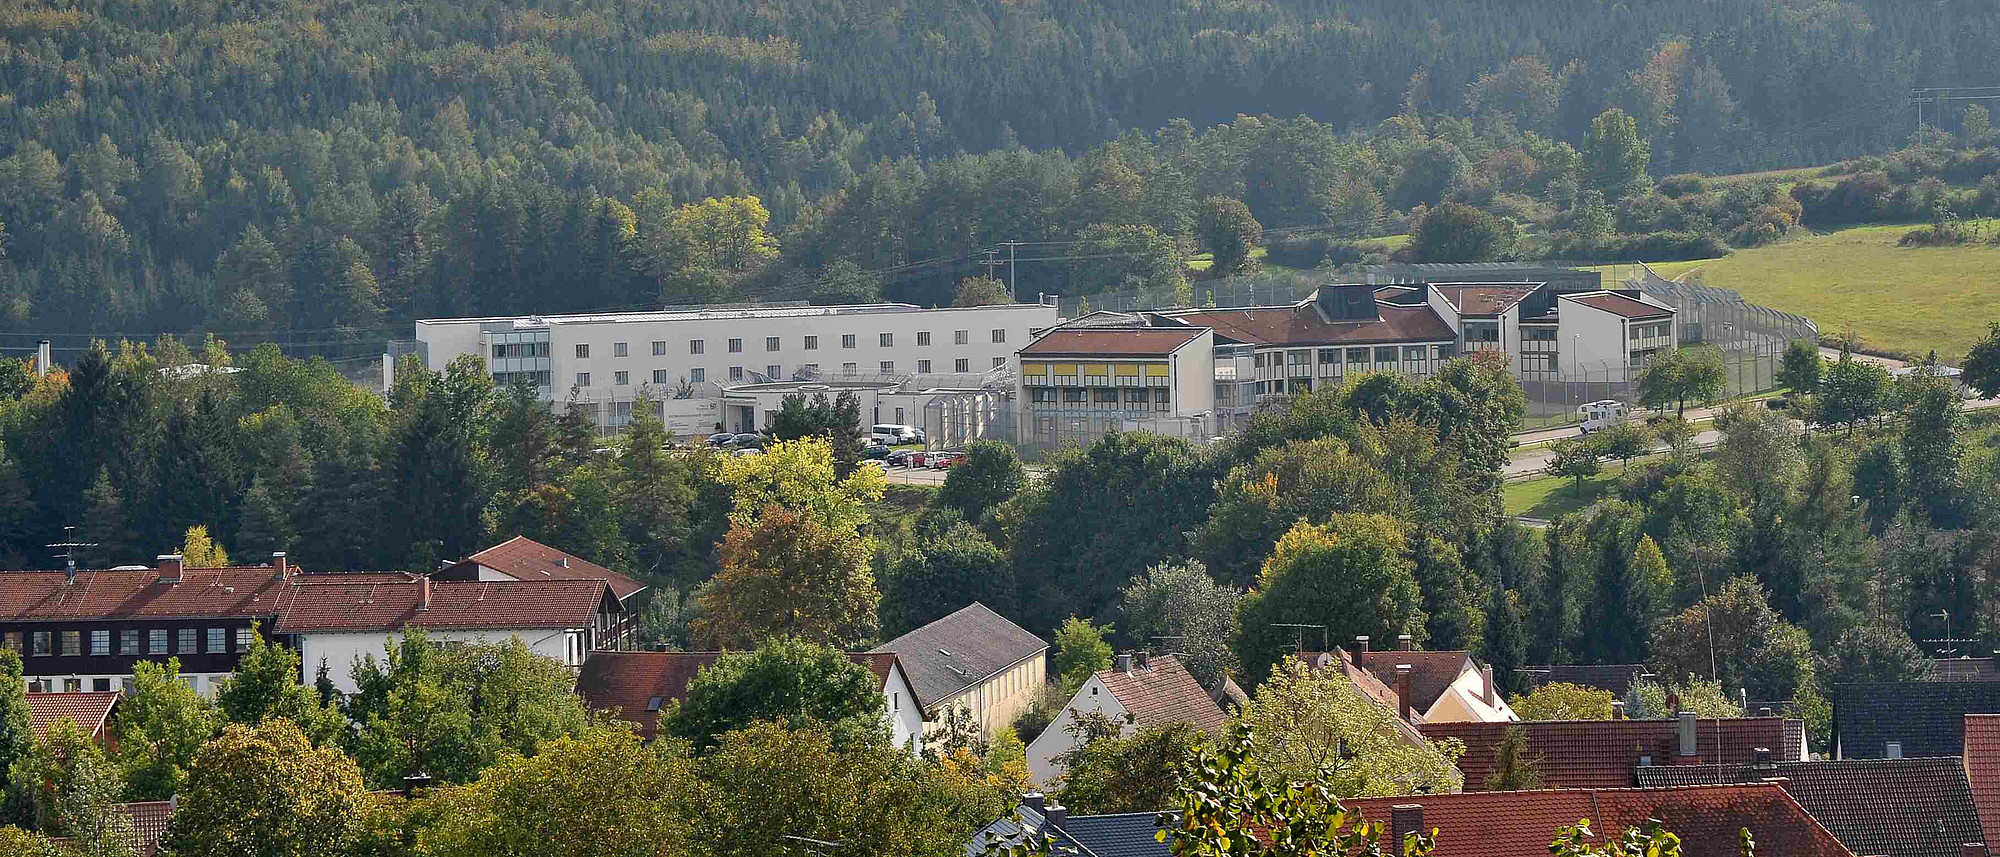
[405,300,1058,428]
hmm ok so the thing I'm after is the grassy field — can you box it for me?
[1687,222,2000,358]
[1502,469,1622,518]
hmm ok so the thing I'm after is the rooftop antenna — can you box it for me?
[47,525,97,584]
[1149,635,1186,657]
[782,835,843,857]
[1269,623,1327,654]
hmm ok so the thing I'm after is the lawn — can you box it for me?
[1502,468,1623,519]
[1687,222,2000,358]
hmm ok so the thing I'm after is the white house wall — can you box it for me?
[1556,300,1629,382]
[881,668,925,753]
[300,628,581,695]
[1025,674,1131,786]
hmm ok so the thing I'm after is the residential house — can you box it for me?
[438,535,647,601]
[1292,647,1432,748]
[1636,754,1986,857]
[1424,713,1807,791]
[1339,783,1852,857]
[25,691,122,747]
[573,649,923,750]
[1349,635,1516,723]
[1967,715,2000,851]
[967,792,1168,857]
[1025,653,1227,785]
[869,603,1047,741]
[1520,664,1650,697]
[1833,681,2000,759]
[1931,657,2000,682]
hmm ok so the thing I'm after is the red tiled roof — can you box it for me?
[454,535,647,600]
[0,567,297,622]
[1167,303,1455,347]
[1094,655,1226,733]
[1565,292,1674,319]
[1019,328,1205,357]
[272,578,613,633]
[1422,718,1801,791]
[1341,784,1852,857]
[1295,651,1431,746]
[25,691,121,740]
[1357,650,1475,714]
[122,800,173,856]
[575,649,904,739]
[1968,714,2000,850]
[1435,284,1537,316]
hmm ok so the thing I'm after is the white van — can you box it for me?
[1577,400,1630,435]
[871,424,924,444]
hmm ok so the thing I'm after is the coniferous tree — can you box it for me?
[78,469,131,568]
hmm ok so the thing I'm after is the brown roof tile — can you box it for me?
[453,536,646,600]
[1423,718,1801,791]
[1019,328,1205,357]
[1968,714,2000,851]
[1435,284,1537,316]
[1094,655,1226,733]
[122,800,173,856]
[1168,303,1455,347]
[272,578,613,633]
[1635,757,1984,857]
[1565,292,1674,319]
[1341,784,1852,857]
[0,567,298,622]
[25,691,121,740]
[1356,650,1474,713]
[575,649,904,739]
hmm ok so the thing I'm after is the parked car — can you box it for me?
[861,444,892,460]
[871,423,925,445]
[905,451,933,468]
[886,450,914,467]
[730,433,764,449]
[707,432,735,447]
[930,452,964,469]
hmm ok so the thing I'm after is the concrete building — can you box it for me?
[402,300,1058,431]
[1015,327,1217,449]
[716,376,1002,438]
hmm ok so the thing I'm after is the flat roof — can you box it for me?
[417,301,1050,328]
[1019,328,1205,357]
[1563,292,1674,319]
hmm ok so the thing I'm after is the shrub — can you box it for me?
[1656,174,1708,197]
[1263,234,1365,269]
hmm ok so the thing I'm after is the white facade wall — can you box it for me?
[23,672,234,697]
[1025,674,1132,785]
[1419,668,1519,723]
[1556,300,1634,382]
[416,304,1057,411]
[882,667,925,753]
[1170,334,1216,417]
[925,652,1046,744]
[301,628,586,695]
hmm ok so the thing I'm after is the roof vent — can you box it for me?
[559,557,570,568]
[1887,741,1903,759]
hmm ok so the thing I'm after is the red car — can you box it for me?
[905,451,933,468]
[930,452,964,469]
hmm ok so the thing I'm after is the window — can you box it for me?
[955,358,970,373]
[653,369,670,384]
[917,360,932,373]
[652,340,666,356]
[728,338,743,353]
[1289,351,1310,365]
[90,629,109,655]
[614,370,629,386]
[1030,388,1054,403]
[1319,349,1340,364]
[766,364,781,379]
[991,329,1007,343]
[842,334,857,349]
[842,363,858,375]
[574,344,589,358]
[30,631,50,656]
[613,341,628,357]
[803,363,819,373]
[1062,388,1088,403]
[1154,388,1170,411]
[207,628,226,652]
[1405,346,1426,361]
[235,628,253,653]
[1124,389,1148,404]
[1375,346,1398,364]
[92,678,111,692]
[765,336,780,352]
[880,361,894,373]
[1347,348,1369,366]
[2,631,18,652]
[575,372,591,387]
[61,630,80,656]
[729,366,743,381]
[63,678,81,693]
[993,357,1006,368]
[804,335,819,350]
[954,330,969,345]
[917,331,931,346]
[178,628,197,653]
[879,333,894,347]
[689,368,705,383]
[690,340,705,355]
[645,696,664,712]
[119,630,137,654]
[149,630,167,654]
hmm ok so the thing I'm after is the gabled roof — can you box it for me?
[1165,302,1455,347]
[1423,718,1803,791]
[1094,656,1226,734]
[1563,291,1674,319]
[1295,650,1431,746]
[1966,715,2000,851]
[272,578,616,633]
[1835,681,2000,759]
[122,800,174,856]
[574,650,905,739]
[451,535,647,600]
[0,567,297,622]
[967,803,1169,857]
[1931,658,2000,681]
[1340,784,1852,857]
[1356,650,1474,713]
[1523,664,1649,697]
[870,603,1046,715]
[1018,328,1205,358]
[25,691,121,740]
[1634,757,1983,857]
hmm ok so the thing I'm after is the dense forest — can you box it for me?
[1,0,1998,347]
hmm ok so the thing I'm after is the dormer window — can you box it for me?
[645,696,664,712]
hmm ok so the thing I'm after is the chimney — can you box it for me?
[1396,664,1413,722]
[1399,633,1415,651]
[1962,845,1988,857]
[1758,706,1774,717]
[1135,651,1150,671]
[34,340,50,377]
[1678,711,1698,757]
[157,554,183,584]
[1391,805,1424,855]
[419,575,432,611]
[1115,653,1133,674]
[1753,747,1775,771]
[1021,792,1045,814]
[1887,741,1903,759]
[1354,635,1371,655]
[1044,803,1068,831]
[272,551,288,580]
[1611,700,1626,720]
[1481,664,1496,706]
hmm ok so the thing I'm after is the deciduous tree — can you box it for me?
[1051,714,1199,814]
[1119,561,1241,688]
[160,719,367,857]
[1235,659,1464,796]
[1196,196,1261,277]
[880,522,1013,638]
[1053,617,1114,693]
[665,637,888,752]
[935,440,1025,525]
[113,657,218,800]
[696,505,880,649]
[1407,202,1513,262]
[1509,682,1615,721]
[1236,515,1424,688]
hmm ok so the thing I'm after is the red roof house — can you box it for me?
[1422,715,1805,791]
[25,691,122,744]
[439,535,647,601]
[574,649,922,748]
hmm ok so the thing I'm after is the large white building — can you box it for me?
[405,300,1059,431]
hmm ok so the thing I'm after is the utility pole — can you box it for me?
[999,241,1023,297]
[979,247,1002,281]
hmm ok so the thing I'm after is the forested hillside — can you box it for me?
[0,0,1994,343]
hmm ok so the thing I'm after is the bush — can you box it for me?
[1262,234,1365,269]
[1548,230,1727,262]
[1656,174,1708,197]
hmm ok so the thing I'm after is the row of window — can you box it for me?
[1028,387,1172,410]
[1628,322,1672,341]
[1252,345,1445,368]
[575,330,1008,359]
[572,357,1005,387]
[4,627,250,657]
